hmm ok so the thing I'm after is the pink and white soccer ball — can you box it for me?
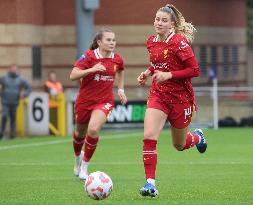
[84,171,113,200]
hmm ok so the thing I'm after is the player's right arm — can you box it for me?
[70,62,106,81]
[137,69,152,86]
[137,36,154,86]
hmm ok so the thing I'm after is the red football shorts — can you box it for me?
[147,94,195,129]
[74,102,114,124]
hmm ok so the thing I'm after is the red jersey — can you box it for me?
[74,48,124,106]
[147,32,199,104]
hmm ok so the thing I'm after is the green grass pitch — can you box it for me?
[0,128,252,205]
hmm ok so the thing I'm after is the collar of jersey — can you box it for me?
[94,48,115,59]
[153,32,175,43]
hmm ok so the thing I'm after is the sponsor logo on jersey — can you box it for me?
[151,62,168,70]
[94,74,100,81]
[94,74,114,81]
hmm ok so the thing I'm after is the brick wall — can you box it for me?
[0,0,248,92]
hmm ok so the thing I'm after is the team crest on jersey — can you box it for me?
[113,64,118,72]
[163,49,169,58]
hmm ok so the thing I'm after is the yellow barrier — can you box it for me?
[16,98,27,137]
[57,93,66,136]
[16,93,66,137]
[48,93,66,136]
[48,122,61,136]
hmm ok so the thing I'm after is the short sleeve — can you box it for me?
[146,36,154,49]
[119,57,124,71]
[146,36,155,75]
[74,52,91,70]
[175,38,194,62]
[115,54,124,71]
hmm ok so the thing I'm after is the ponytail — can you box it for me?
[89,28,114,50]
[159,4,197,44]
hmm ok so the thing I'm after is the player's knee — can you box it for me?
[87,125,99,136]
[173,143,185,151]
[74,131,83,139]
[144,131,157,140]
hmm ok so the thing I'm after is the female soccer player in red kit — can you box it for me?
[137,4,207,197]
[70,28,127,181]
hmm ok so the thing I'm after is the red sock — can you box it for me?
[83,135,99,162]
[143,139,157,180]
[73,132,85,156]
[183,132,200,150]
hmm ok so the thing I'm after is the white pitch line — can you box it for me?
[0,139,70,151]
[0,132,142,151]
[0,161,252,166]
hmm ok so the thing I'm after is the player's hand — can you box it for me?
[118,89,127,105]
[152,71,172,83]
[90,62,106,73]
[137,72,148,86]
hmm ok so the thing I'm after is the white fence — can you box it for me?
[194,86,253,129]
[64,86,253,133]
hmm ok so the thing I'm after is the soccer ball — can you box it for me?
[84,171,113,200]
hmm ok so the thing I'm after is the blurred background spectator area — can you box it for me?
[0,0,252,127]
[0,0,250,89]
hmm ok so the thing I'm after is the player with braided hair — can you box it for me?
[137,4,207,197]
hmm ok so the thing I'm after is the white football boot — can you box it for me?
[79,160,89,181]
[74,151,84,177]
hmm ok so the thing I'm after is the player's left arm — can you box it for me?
[116,69,127,105]
[170,56,200,79]
[171,38,200,79]
[153,57,200,83]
